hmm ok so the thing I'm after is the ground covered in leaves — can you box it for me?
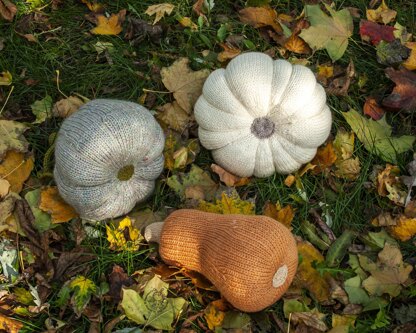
[0,0,416,332]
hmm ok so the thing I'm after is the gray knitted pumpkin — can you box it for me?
[54,99,165,221]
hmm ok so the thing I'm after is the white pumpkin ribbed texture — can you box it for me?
[195,52,332,177]
[54,99,165,221]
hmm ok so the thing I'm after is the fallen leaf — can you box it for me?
[376,164,407,206]
[52,95,88,118]
[0,178,10,198]
[316,64,334,86]
[0,193,16,230]
[359,20,395,45]
[0,120,29,159]
[145,3,175,25]
[0,70,12,85]
[156,101,190,132]
[0,313,23,333]
[291,308,328,332]
[81,0,103,12]
[294,240,331,303]
[333,129,354,160]
[163,133,200,171]
[67,276,97,316]
[388,215,416,241]
[361,243,413,297]
[204,302,225,330]
[299,4,353,61]
[238,6,282,33]
[343,109,415,163]
[284,174,295,187]
[108,265,133,303]
[363,97,385,120]
[371,211,396,227]
[121,276,187,330]
[217,43,241,62]
[376,40,410,66]
[106,217,143,252]
[382,67,416,112]
[24,189,53,232]
[284,34,311,54]
[310,142,337,174]
[263,201,295,228]
[39,186,78,223]
[326,60,355,96]
[90,9,126,35]
[31,95,52,124]
[0,151,34,193]
[402,42,416,70]
[393,22,412,43]
[211,164,250,187]
[166,164,218,200]
[332,314,356,330]
[334,158,361,180]
[198,190,255,215]
[0,0,17,21]
[177,16,198,30]
[160,58,210,113]
[366,0,397,24]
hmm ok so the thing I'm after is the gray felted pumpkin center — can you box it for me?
[251,117,275,139]
[117,165,134,181]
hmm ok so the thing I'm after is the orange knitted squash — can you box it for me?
[144,209,298,312]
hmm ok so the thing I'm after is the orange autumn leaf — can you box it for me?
[0,313,23,333]
[0,151,34,193]
[211,164,250,187]
[284,174,295,187]
[388,215,416,241]
[284,34,311,54]
[204,301,225,330]
[217,43,241,62]
[39,186,78,223]
[311,142,337,174]
[90,9,126,35]
[81,0,103,12]
[402,42,416,71]
[294,240,331,302]
[363,96,385,120]
[239,6,282,33]
[263,202,295,229]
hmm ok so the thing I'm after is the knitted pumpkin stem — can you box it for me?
[117,165,134,181]
[144,222,165,244]
[272,265,288,288]
[251,117,275,139]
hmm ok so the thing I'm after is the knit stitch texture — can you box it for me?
[54,99,165,221]
[194,52,332,177]
[155,209,298,312]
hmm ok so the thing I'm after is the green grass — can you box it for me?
[1,0,416,332]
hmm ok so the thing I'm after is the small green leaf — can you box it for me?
[24,189,53,232]
[31,95,52,124]
[325,230,355,267]
[217,24,227,42]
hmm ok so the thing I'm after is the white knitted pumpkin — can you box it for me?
[54,99,165,221]
[195,52,332,177]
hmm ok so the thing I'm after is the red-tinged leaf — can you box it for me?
[382,68,416,111]
[363,97,385,120]
[359,19,395,45]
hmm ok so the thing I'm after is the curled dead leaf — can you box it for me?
[363,97,385,120]
[211,164,250,187]
[0,0,17,22]
[39,186,78,223]
[52,95,88,118]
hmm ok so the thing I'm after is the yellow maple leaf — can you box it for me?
[310,141,337,175]
[293,240,331,302]
[263,201,295,229]
[0,151,34,193]
[145,3,175,25]
[90,9,126,35]
[403,42,416,71]
[198,191,255,215]
[39,186,78,223]
[106,216,143,251]
[204,302,225,330]
[366,0,397,25]
[0,71,12,86]
[0,313,23,333]
[388,215,416,241]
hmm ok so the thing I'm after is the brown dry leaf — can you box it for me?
[263,201,295,229]
[362,242,413,297]
[217,43,241,62]
[163,133,200,171]
[316,64,334,86]
[334,158,361,180]
[405,200,416,218]
[0,193,16,228]
[0,151,34,193]
[0,0,17,21]
[363,97,385,120]
[291,308,328,332]
[204,301,225,330]
[52,96,88,118]
[181,268,215,291]
[366,0,397,25]
[294,240,331,302]
[284,34,311,54]
[0,120,29,159]
[39,186,78,223]
[211,164,250,187]
[177,16,198,30]
[0,178,10,198]
[388,215,416,241]
[402,42,416,71]
[376,164,407,206]
[156,101,190,132]
[310,142,337,174]
[382,67,416,112]
[326,60,355,96]
[145,3,175,25]
[239,6,282,33]
[161,58,210,113]
[371,211,396,226]
[0,313,23,333]
[333,129,361,180]
[90,9,126,35]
